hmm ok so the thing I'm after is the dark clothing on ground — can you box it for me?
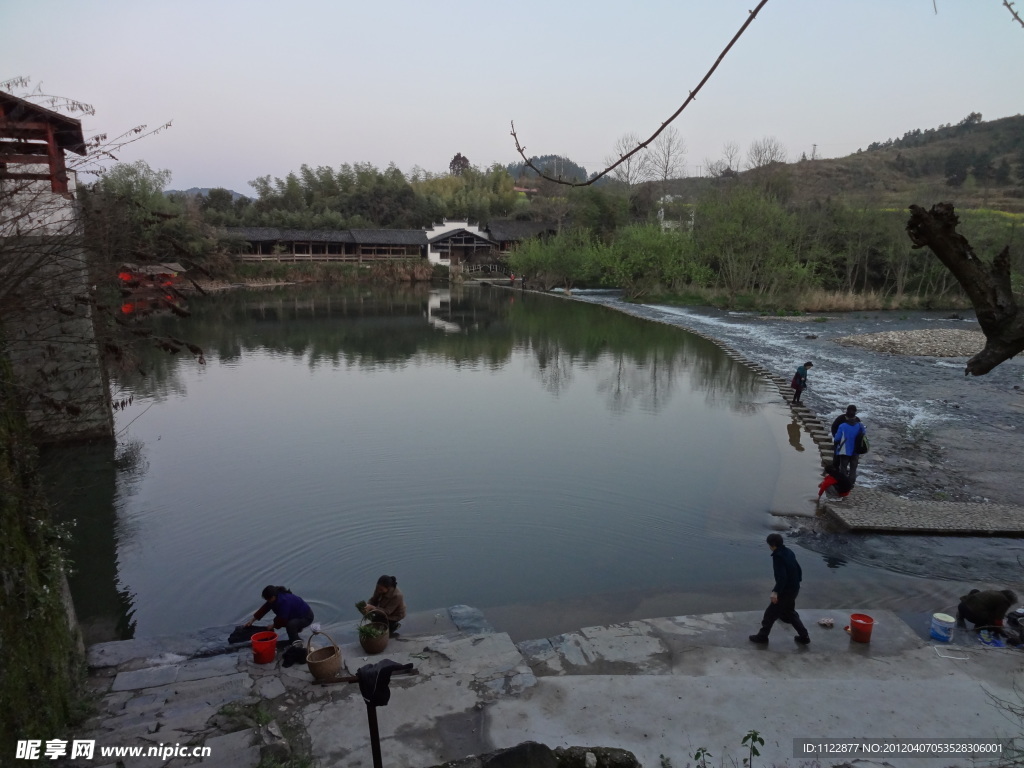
[754,545,809,641]
[956,589,1017,631]
[228,625,271,645]
[254,591,314,643]
[282,645,308,667]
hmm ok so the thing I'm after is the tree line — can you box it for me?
[509,179,1022,308]
[201,161,525,230]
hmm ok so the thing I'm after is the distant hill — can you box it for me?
[508,155,591,184]
[167,187,250,201]
[667,113,1024,212]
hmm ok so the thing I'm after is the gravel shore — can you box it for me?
[836,328,986,358]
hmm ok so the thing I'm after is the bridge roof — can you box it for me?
[0,91,87,155]
[349,229,427,245]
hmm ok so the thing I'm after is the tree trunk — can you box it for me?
[906,203,1024,375]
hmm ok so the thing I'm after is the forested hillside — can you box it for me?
[671,113,1024,212]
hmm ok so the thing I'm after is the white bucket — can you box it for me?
[930,612,955,642]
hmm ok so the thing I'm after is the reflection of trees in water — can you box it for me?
[687,348,764,414]
[113,439,149,500]
[594,349,681,413]
[532,336,575,394]
[123,285,767,413]
[39,441,137,642]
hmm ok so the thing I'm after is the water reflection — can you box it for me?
[123,285,769,413]
[787,417,805,452]
[51,284,827,641]
[822,554,847,570]
[38,441,136,645]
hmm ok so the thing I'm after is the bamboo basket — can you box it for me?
[306,630,342,681]
[358,610,390,654]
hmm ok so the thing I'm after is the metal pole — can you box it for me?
[366,703,383,768]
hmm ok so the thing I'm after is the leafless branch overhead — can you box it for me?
[1004,0,1024,28]
[510,0,771,187]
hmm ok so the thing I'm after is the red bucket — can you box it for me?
[251,631,278,664]
[850,613,874,643]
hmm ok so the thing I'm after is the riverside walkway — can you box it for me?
[821,487,1024,535]
[69,606,1021,768]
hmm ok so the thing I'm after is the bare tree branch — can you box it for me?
[1005,0,1024,28]
[510,0,771,187]
[906,203,1024,375]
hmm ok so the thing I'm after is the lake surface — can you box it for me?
[44,284,972,645]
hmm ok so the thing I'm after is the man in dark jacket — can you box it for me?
[831,404,860,438]
[750,533,811,645]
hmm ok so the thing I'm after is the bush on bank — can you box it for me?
[507,188,1022,310]
[0,345,85,756]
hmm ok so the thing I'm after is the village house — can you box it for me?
[221,219,555,269]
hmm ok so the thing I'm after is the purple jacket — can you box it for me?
[255,591,313,622]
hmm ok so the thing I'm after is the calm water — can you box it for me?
[45,285,959,645]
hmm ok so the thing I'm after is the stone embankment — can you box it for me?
[67,605,1022,768]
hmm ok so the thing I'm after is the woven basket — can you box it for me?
[358,610,390,655]
[306,631,342,681]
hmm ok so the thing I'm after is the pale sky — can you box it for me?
[4,0,1022,195]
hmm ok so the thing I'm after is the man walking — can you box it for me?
[749,533,811,645]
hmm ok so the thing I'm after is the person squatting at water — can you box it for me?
[245,585,315,643]
[956,588,1018,636]
[750,533,811,645]
[362,574,406,634]
[833,405,867,486]
[818,463,853,500]
[791,361,812,404]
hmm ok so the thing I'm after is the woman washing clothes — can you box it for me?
[245,585,314,643]
[362,575,406,634]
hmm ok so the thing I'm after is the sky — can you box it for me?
[4,0,1022,196]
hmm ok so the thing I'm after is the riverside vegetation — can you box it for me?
[507,196,1019,311]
